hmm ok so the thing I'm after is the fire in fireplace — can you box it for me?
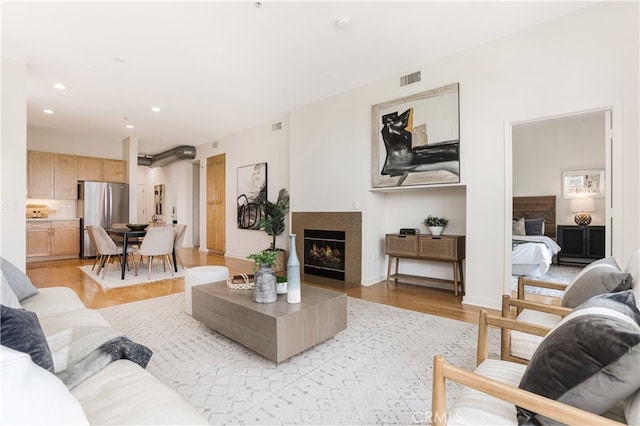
[303,229,346,281]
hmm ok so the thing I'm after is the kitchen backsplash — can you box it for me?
[27,199,77,219]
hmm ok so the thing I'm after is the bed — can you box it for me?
[512,196,561,277]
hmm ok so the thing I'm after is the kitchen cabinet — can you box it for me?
[27,151,54,198]
[26,220,79,261]
[77,156,126,183]
[385,234,466,296]
[27,151,77,199]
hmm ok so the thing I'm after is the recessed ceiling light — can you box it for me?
[125,124,134,129]
[112,56,126,63]
[335,17,350,30]
[43,109,54,114]
[151,107,161,112]
[53,83,66,90]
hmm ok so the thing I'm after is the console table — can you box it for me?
[385,234,466,296]
[557,225,605,265]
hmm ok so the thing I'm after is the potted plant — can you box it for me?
[246,249,278,303]
[275,275,288,295]
[423,215,449,236]
[256,188,290,272]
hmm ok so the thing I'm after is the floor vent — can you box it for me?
[272,122,282,131]
[400,71,421,87]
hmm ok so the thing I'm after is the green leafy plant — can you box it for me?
[276,275,287,283]
[423,215,449,227]
[256,188,290,251]
[246,249,278,270]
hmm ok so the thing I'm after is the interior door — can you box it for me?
[207,154,225,254]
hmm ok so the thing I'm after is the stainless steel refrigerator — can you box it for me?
[78,181,129,258]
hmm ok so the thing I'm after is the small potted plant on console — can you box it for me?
[423,215,449,236]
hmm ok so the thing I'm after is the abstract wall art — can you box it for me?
[562,169,605,198]
[371,83,460,188]
[237,162,267,230]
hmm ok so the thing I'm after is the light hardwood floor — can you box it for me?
[26,247,502,323]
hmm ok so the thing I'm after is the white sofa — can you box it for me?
[1,259,208,425]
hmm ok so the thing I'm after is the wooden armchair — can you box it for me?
[431,310,625,426]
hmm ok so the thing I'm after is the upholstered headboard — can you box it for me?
[513,196,556,239]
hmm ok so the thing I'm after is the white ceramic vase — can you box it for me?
[287,234,301,304]
[429,226,444,236]
[276,281,288,294]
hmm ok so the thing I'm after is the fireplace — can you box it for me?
[292,212,361,290]
[304,230,346,281]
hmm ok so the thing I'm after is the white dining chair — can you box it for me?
[86,226,101,272]
[92,226,134,279]
[134,227,175,280]
[173,224,187,270]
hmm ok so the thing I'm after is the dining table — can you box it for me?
[106,227,178,280]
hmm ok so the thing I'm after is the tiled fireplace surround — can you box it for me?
[291,212,362,290]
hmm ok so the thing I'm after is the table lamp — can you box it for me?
[571,197,595,225]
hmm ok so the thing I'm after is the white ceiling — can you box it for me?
[2,1,594,155]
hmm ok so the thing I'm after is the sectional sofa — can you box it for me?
[0,258,208,425]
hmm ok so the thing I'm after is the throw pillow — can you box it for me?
[1,304,54,372]
[1,271,22,309]
[517,291,640,425]
[524,217,545,236]
[560,258,632,308]
[0,345,89,425]
[0,257,38,301]
[512,218,526,236]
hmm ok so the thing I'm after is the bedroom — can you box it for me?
[511,111,607,286]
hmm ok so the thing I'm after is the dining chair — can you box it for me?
[134,227,175,280]
[92,226,134,279]
[85,226,101,273]
[173,224,187,270]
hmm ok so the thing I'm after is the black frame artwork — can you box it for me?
[371,83,460,188]
[237,162,267,230]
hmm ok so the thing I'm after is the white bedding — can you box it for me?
[512,235,561,277]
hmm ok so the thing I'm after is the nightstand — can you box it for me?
[557,225,605,265]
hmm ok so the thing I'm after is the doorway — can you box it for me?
[506,109,612,291]
[206,154,226,254]
[136,184,145,223]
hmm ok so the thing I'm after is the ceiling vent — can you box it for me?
[400,71,421,87]
[272,122,282,131]
[137,145,196,168]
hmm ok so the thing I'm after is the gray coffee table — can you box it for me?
[192,281,347,363]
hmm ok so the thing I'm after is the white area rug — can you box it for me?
[99,293,499,425]
[79,263,186,289]
[511,264,582,297]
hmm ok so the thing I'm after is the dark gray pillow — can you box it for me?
[517,291,640,425]
[1,304,54,372]
[561,258,632,308]
[524,217,545,236]
[0,257,38,301]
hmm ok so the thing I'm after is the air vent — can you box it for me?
[272,122,282,131]
[400,71,421,87]
[212,141,219,149]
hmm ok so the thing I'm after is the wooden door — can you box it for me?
[51,221,79,256]
[27,151,54,198]
[206,154,225,253]
[54,154,78,199]
[26,221,51,257]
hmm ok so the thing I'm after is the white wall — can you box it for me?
[289,2,639,309]
[1,58,28,269]
[513,112,606,226]
[27,127,124,159]
[195,117,290,259]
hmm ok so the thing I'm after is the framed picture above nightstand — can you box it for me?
[557,225,605,265]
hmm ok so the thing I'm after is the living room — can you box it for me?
[1,1,639,424]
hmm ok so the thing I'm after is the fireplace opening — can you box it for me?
[304,229,345,281]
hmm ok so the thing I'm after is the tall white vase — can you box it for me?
[287,234,301,304]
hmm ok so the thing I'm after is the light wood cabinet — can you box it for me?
[385,234,466,296]
[26,220,79,261]
[27,151,55,198]
[28,151,78,199]
[54,154,77,199]
[51,221,80,256]
[77,156,103,181]
[26,221,51,257]
[77,156,125,183]
[102,159,126,183]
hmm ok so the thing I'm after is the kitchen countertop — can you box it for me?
[26,217,80,221]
